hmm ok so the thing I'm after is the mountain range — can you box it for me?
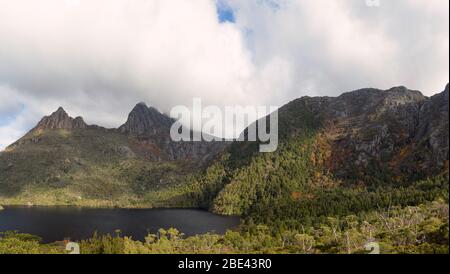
[0,85,448,215]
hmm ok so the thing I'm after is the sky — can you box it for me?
[0,0,449,150]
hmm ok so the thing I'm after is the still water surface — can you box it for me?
[0,206,240,243]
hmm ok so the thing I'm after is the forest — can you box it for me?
[0,198,447,254]
[1,87,448,254]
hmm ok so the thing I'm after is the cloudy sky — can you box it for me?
[0,0,448,149]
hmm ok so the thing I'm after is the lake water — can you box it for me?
[0,206,240,243]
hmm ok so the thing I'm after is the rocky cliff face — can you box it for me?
[0,84,447,208]
[119,103,173,136]
[277,84,449,183]
[6,103,226,164]
[414,84,449,169]
[7,107,90,149]
[117,102,227,163]
[0,100,229,204]
[35,107,88,130]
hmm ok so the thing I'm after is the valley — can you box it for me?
[0,84,448,254]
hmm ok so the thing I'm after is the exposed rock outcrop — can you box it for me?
[119,103,173,136]
[277,84,449,182]
[118,102,227,163]
[2,84,447,199]
[35,107,88,130]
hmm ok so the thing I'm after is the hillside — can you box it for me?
[0,85,448,214]
[0,104,226,207]
[1,84,448,253]
[195,85,449,229]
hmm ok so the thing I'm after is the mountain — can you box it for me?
[282,85,449,182]
[119,102,173,136]
[35,107,88,130]
[0,103,226,207]
[118,102,226,161]
[202,85,449,220]
[0,85,448,214]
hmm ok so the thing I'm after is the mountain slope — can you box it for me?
[0,85,448,213]
[34,107,88,130]
[0,105,225,207]
[200,85,449,226]
[119,102,227,162]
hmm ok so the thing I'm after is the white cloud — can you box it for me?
[0,86,41,149]
[228,0,449,98]
[0,0,448,150]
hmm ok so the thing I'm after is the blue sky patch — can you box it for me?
[258,0,281,10]
[0,104,25,127]
[216,1,235,23]
[0,115,17,127]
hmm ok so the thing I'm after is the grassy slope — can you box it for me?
[0,97,448,254]
[0,128,201,207]
[0,94,448,221]
[185,98,449,234]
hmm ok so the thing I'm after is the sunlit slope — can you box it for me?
[194,85,449,227]
[0,105,225,207]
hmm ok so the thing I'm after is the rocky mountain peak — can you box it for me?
[119,103,174,136]
[55,106,66,113]
[35,107,88,130]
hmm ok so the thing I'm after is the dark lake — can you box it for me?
[0,206,240,243]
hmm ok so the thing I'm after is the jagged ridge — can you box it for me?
[35,107,87,130]
[119,102,174,136]
[0,84,448,210]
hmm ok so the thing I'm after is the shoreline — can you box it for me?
[0,202,240,217]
